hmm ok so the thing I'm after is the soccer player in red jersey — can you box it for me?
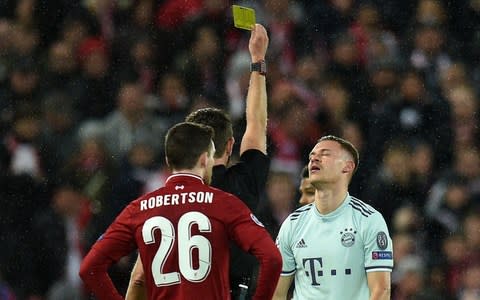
[79,122,282,300]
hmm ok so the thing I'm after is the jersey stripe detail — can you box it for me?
[281,269,296,276]
[349,202,374,217]
[365,266,393,271]
[290,204,313,220]
[350,197,374,214]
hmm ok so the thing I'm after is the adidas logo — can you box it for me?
[296,239,307,248]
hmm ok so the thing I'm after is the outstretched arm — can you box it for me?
[240,23,269,155]
[125,254,147,300]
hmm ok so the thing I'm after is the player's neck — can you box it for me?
[314,185,348,215]
[213,152,229,167]
[172,167,204,180]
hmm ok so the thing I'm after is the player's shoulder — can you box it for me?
[235,149,269,169]
[288,203,314,222]
[206,185,246,205]
[347,195,382,220]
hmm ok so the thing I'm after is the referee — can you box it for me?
[125,23,270,300]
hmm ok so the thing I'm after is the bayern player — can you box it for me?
[273,135,393,300]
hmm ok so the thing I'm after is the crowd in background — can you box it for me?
[0,0,479,299]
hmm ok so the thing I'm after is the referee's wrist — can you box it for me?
[250,59,267,76]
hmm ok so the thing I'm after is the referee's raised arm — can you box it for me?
[241,23,269,155]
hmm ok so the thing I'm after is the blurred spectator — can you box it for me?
[107,143,169,221]
[462,212,480,264]
[176,24,227,107]
[392,255,443,300]
[307,0,355,48]
[9,24,40,58]
[439,62,471,97]
[458,264,480,300]
[41,40,81,96]
[349,3,399,66]
[260,0,309,74]
[5,104,43,180]
[114,34,158,93]
[339,119,372,198]
[75,36,116,121]
[0,19,12,85]
[225,49,250,122]
[427,147,480,222]
[324,31,371,119]
[29,178,90,299]
[391,204,434,265]
[39,91,79,182]
[268,97,315,178]
[0,141,47,299]
[365,140,425,229]
[60,12,93,50]
[298,165,314,207]
[367,69,453,170]
[408,22,452,93]
[151,71,191,129]
[426,176,473,236]
[113,0,175,71]
[392,232,416,266]
[0,56,41,127]
[101,79,167,162]
[410,140,436,199]
[318,80,351,133]
[60,137,116,233]
[291,54,325,114]
[366,58,400,114]
[257,171,297,238]
[445,85,479,152]
[441,234,470,297]
[154,0,204,31]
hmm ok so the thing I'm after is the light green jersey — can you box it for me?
[276,194,393,299]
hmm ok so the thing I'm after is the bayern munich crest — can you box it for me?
[340,228,357,247]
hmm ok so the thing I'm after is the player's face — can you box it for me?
[203,141,215,185]
[308,140,348,185]
[299,177,315,206]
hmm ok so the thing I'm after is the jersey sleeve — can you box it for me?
[224,195,282,300]
[362,212,394,273]
[275,217,296,276]
[237,149,270,209]
[79,204,137,300]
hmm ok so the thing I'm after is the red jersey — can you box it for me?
[80,173,281,300]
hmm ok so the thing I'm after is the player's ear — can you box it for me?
[342,160,355,174]
[226,137,235,157]
[199,151,208,168]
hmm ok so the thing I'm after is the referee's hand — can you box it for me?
[249,24,269,62]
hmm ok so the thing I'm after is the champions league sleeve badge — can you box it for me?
[376,231,388,250]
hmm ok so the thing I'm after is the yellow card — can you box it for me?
[232,5,256,30]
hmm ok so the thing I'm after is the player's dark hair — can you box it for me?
[185,108,233,159]
[318,135,359,173]
[165,122,214,170]
[301,165,309,179]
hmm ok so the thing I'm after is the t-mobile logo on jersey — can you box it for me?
[302,257,352,286]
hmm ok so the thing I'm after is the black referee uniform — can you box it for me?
[211,149,270,300]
